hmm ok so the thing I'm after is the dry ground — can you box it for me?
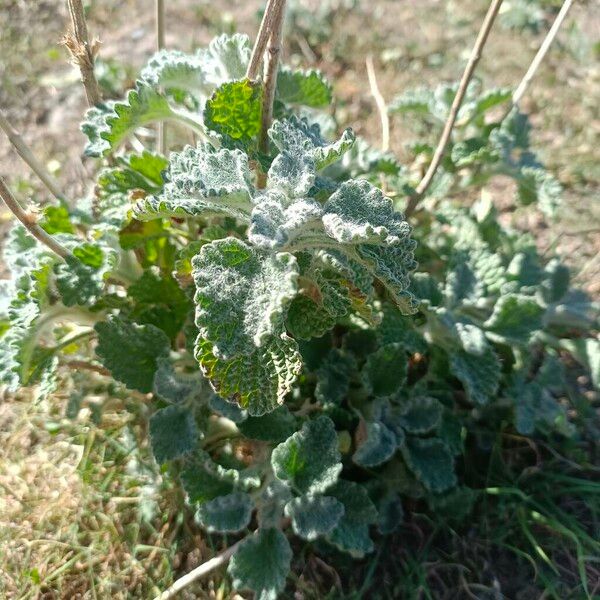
[0,0,599,598]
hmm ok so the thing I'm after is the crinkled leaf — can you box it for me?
[399,396,443,434]
[204,79,262,149]
[449,347,500,406]
[94,316,171,393]
[484,294,545,344]
[326,480,378,557]
[196,492,253,533]
[401,437,457,493]
[196,334,301,416]
[362,343,407,398]
[267,152,316,198]
[276,67,332,108]
[228,528,292,600]
[353,421,398,468]
[516,166,562,218]
[271,416,342,494]
[284,495,344,541]
[238,406,297,442]
[193,238,298,358]
[149,405,198,463]
[269,117,355,169]
[315,348,356,405]
[153,359,204,404]
[134,144,253,222]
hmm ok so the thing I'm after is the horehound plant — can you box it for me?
[0,0,598,598]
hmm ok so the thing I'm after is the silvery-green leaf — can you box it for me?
[209,394,248,422]
[484,294,545,344]
[228,528,292,600]
[149,405,198,463]
[269,116,355,169]
[375,491,404,535]
[276,67,332,108]
[401,437,457,493]
[238,406,297,442]
[201,33,251,86]
[196,334,301,416]
[399,396,443,434]
[362,343,407,398]
[257,480,292,528]
[153,359,205,404]
[248,193,323,250]
[267,152,316,198]
[271,416,342,494]
[322,179,411,245]
[325,480,378,558]
[353,421,398,468]
[193,238,298,359]
[315,348,356,406]
[284,495,344,541]
[196,492,253,533]
[134,144,254,222]
[449,347,500,406]
[140,49,209,96]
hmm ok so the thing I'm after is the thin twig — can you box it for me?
[0,176,71,260]
[366,55,390,152]
[509,0,574,112]
[259,0,287,157]
[156,0,167,155]
[153,539,243,600]
[405,0,504,217]
[246,0,278,80]
[64,0,102,107]
[0,110,64,200]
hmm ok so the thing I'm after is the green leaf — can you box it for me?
[196,334,301,416]
[204,79,262,149]
[81,82,201,157]
[134,144,254,222]
[238,406,297,442]
[484,294,545,344]
[192,237,298,359]
[149,405,198,463]
[39,205,75,235]
[322,179,411,245]
[399,396,443,434]
[180,458,234,504]
[449,346,500,406]
[209,393,248,422]
[228,528,292,600]
[196,492,253,533]
[401,437,457,493]
[94,316,171,393]
[375,491,404,535]
[284,495,344,541]
[326,480,378,557]
[516,166,562,218]
[269,116,355,169]
[362,343,407,398]
[276,67,332,107]
[54,256,105,307]
[315,349,356,406]
[271,416,342,494]
[353,421,398,468]
[541,258,570,304]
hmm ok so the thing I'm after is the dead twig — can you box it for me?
[0,176,71,260]
[405,0,504,217]
[366,55,390,152]
[246,0,279,80]
[0,110,64,200]
[156,0,167,155]
[64,0,102,107]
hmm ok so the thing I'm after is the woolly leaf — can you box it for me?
[153,359,204,404]
[276,68,332,108]
[228,528,292,600]
[401,437,457,493]
[269,116,355,169]
[315,349,356,405]
[267,152,316,198]
[541,258,570,304]
[484,294,545,344]
[353,421,398,468]
[399,396,443,434]
[196,492,253,533]
[238,407,297,442]
[284,495,344,541]
[149,405,198,463]
[362,343,407,398]
[94,316,171,393]
[257,480,292,528]
[209,394,248,422]
[201,33,252,86]
[322,179,411,245]
[449,347,500,405]
[180,459,234,505]
[248,193,323,250]
[204,79,262,149]
[271,416,342,494]
[375,492,404,535]
[140,49,208,95]
[193,238,298,358]
[326,480,378,557]
[516,166,562,218]
[196,334,301,416]
[133,144,254,222]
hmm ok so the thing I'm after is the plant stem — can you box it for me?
[0,176,71,260]
[508,0,574,113]
[65,0,102,107]
[156,0,167,155]
[405,0,504,217]
[153,539,244,600]
[0,110,64,201]
[246,0,278,80]
[259,0,287,157]
[366,55,390,152]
